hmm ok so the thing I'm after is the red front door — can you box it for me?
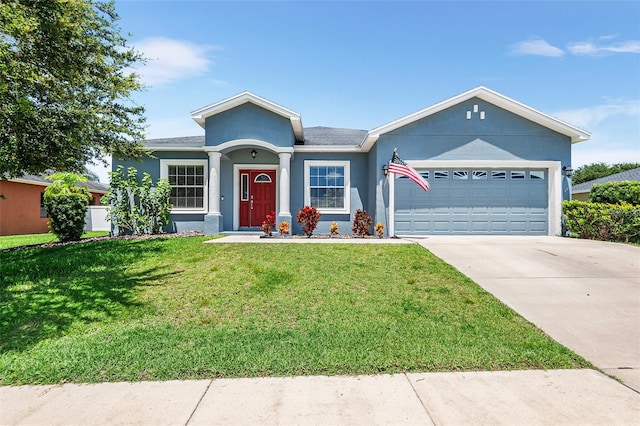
[239,169,276,227]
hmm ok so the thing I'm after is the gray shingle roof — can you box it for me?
[572,167,640,193]
[143,135,205,148]
[302,127,368,146]
[12,174,109,193]
[140,128,368,147]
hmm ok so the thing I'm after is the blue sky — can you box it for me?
[91,0,639,182]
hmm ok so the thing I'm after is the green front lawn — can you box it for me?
[0,236,589,384]
[0,231,109,250]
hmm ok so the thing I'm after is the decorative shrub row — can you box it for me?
[563,200,640,243]
[589,181,640,205]
[268,206,383,237]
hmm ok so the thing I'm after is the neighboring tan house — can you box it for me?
[0,174,109,236]
[114,86,591,236]
[571,167,640,201]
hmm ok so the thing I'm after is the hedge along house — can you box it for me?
[114,86,590,236]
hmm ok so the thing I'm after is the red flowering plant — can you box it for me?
[261,211,277,236]
[352,209,372,237]
[296,205,321,237]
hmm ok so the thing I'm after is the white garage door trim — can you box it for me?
[388,160,562,236]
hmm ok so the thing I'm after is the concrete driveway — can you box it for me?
[412,236,640,391]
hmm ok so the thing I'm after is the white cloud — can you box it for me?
[132,37,218,86]
[553,99,640,129]
[510,35,640,58]
[555,99,640,168]
[567,39,640,56]
[509,38,565,57]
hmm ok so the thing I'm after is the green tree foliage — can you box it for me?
[589,181,640,205]
[102,165,171,235]
[571,162,640,185]
[0,0,147,179]
[43,172,91,242]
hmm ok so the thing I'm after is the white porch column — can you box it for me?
[278,152,291,216]
[207,151,222,214]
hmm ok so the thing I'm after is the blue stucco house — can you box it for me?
[114,87,591,236]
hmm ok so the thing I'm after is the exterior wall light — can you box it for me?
[382,165,389,176]
[251,149,257,159]
[562,166,573,177]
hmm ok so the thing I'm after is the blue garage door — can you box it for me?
[394,169,548,235]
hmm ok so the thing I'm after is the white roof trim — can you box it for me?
[294,145,362,153]
[191,91,304,141]
[206,139,295,155]
[146,146,204,152]
[362,86,591,149]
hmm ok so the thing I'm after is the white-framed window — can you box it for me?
[160,159,208,213]
[304,160,350,214]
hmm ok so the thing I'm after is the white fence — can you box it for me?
[84,206,110,232]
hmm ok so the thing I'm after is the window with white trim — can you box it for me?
[160,159,208,212]
[304,160,350,213]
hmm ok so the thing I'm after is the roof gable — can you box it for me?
[362,86,591,150]
[191,92,304,141]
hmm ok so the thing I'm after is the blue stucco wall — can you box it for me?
[289,152,369,235]
[205,102,296,147]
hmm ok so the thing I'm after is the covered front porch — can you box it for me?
[203,140,294,234]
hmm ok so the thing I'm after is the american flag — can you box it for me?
[388,150,430,191]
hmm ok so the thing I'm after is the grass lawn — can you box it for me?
[0,231,110,250]
[0,236,589,385]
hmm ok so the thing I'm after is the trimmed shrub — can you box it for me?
[44,193,90,242]
[352,209,372,237]
[43,173,92,242]
[297,206,321,237]
[589,181,640,205]
[563,200,640,243]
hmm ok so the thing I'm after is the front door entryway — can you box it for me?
[239,169,276,227]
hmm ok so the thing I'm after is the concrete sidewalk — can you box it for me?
[2,369,639,425]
